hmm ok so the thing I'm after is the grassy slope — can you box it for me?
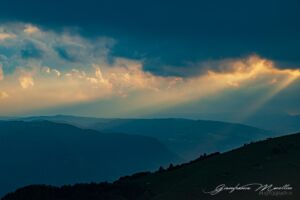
[127,132,300,200]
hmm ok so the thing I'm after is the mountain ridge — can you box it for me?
[2,131,299,200]
[16,115,274,160]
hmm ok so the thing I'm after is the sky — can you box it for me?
[0,0,300,122]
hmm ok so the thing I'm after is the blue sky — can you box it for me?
[0,0,300,121]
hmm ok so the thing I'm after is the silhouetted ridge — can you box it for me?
[3,132,300,200]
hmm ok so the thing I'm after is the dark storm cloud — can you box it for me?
[0,0,300,76]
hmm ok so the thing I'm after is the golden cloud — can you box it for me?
[19,75,35,89]
[0,52,299,116]
[0,32,16,41]
[23,24,40,34]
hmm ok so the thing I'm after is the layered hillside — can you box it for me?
[3,131,299,200]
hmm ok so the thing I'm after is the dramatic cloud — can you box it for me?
[19,75,34,89]
[0,32,16,41]
[23,24,40,34]
[0,23,299,117]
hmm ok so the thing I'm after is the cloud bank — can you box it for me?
[0,23,299,117]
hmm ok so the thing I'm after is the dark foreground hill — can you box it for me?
[0,121,179,197]
[3,132,300,200]
[20,115,274,161]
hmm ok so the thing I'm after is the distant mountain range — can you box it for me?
[0,116,282,198]
[3,131,299,200]
[18,115,274,160]
[0,120,179,197]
